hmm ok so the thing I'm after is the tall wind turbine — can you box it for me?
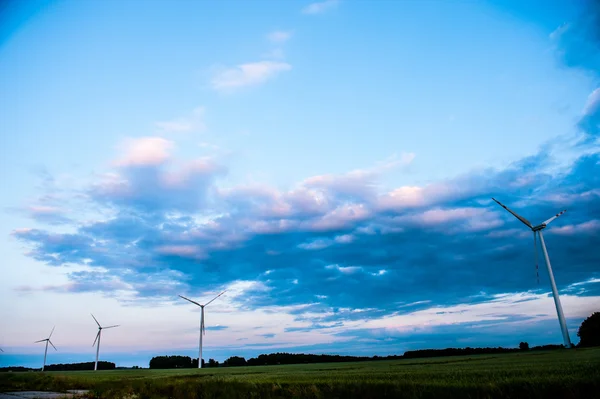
[35,326,57,371]
[91,314,120,371]
[492,198,572,348]
[179,291,226,368]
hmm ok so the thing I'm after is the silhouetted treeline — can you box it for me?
[147,343,567,369]
[0,366,35,372]
[0,361,116,372]
[149,355,212,369]
[44,361,115,371]
[244,352,402,366]
[402,344,564,359]
[150,355,193,369]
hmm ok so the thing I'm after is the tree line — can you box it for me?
[0,361,115,372]
[147,345,566,369]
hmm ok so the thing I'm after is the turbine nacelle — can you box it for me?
[532,224,547,232]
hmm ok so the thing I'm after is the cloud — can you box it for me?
[578,88,600,139]
[551,2,600,142]
[302,0,339,15]
[26,205,71,225]
[211,61,291,92]
[12,137,600,327]
[155,107,206,134]
[114,137,174,167]
[267,31,292,43]
[550,2,600,75]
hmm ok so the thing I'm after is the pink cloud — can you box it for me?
[155,245,204,258]
[308,203,370,232]
[115,137,174,167]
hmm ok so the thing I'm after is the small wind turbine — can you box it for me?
[179,291,226,368]
[35,326,57,371]
[492,198,572,348]
[91,314,120,371]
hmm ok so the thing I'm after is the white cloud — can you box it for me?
[550,219,600,236]
[155,106,205,133]
[262,48,286,60]
[211,61,292,92]
[582,87,600,118]
[302,0,339,15]
[267,30,292,43]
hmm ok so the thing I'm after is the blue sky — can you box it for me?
[1,0,599,368]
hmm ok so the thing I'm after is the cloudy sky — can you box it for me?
[1,0,599,368]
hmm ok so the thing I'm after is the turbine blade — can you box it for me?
[542,209,567,226]
[179,295,202,307]
[204,290,226,307]
[533,232,540,285]
[0,348,4,352]
[492,198,533,228]
[91,313,101,327]
[49,340,57,351]
[34,339,46,343]
[92,331,100,347]
[48,326,55,339]
[103,325,120,329]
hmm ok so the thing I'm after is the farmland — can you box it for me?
[1,348,599,398]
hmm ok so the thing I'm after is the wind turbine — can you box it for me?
[179,291,226,368]
[91,314,120,371]
[35,326,57,371]
[492,198,572,348]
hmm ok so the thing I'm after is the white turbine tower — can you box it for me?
[492,198,572,348]
[91,314,120,371]
[179,291,226,368]
[35,326,57,371]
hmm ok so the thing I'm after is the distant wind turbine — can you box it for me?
[35,326,57,371]
[179,291,226,368]
[492,198,572,348]
[91,314,120,371]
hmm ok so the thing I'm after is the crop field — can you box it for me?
[1,348,599,398]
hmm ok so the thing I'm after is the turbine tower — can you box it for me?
[91,314,120,371]
[492,198,572,348]
[35,326,57,371]
[179,291,226,368]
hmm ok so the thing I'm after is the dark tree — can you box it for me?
[578,312,600,347]
[223,356,247,367]
[519,342,529,351]
[149,355,193,369]
[207,358,219,367]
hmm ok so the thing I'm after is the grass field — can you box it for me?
[1,348,599,398]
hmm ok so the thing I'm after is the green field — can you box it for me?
[2,348,599,398]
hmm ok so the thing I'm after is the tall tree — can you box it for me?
[578,312,600,347]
